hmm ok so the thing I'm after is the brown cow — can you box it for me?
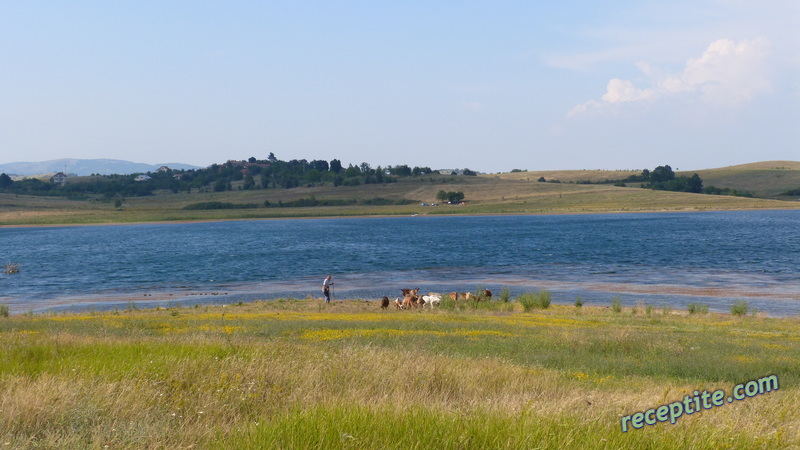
[401,288,420,297]
[484,289,493,300]
[380,296,390,309]
[402,295,415,310]
[448,292,459,302]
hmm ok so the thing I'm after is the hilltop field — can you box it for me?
[1,161,799,226]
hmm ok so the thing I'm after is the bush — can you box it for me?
[574,296,583,308]
[183,201,258,210]
[611,296,622,313]
[731,301,749,316]
[517,290,551,312]
[360,198,416,206]
[517,293,538,312]
[439,297,457,311]
[0,304,9,318]
[538,290,551,309]
[499,287,511,303]
[688,303,709,314]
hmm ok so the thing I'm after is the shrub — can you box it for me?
[499,287,511,303]
[517,293,538,312]
[517,291,551,312]
[474,285,485,301]
[0,304,9,318]
[611,296,622,313]
[688,303,709,314]
[538,290,551,309]
[574,296,583,308]
[183,201,258,210]
[731,301,749,316]
[439,297,457,311]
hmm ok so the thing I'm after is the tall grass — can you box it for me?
[0,299,798,448]
[611,296,622,313]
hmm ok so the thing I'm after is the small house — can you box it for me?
[51,172,68,186]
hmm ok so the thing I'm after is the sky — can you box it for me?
[1,1,797,173]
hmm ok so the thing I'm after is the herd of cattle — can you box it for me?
[379,288,493,310]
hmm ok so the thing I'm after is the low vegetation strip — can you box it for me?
[0,299,797,448]
[182,201,259,210]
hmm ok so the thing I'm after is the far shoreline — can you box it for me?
[2,205,798,229]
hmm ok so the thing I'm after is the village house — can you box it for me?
[51,172,68,186]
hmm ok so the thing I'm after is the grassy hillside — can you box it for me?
[685,161,800,198]
[2,163,799,226]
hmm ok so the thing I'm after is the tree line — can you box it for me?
[0,154,447,198]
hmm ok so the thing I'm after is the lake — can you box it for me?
[2,210,799,316]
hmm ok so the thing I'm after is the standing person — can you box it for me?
[322,275,334,303]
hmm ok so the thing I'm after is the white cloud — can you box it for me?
[601,79,657,104]
[569,37,773,117]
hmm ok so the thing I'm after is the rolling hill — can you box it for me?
[0,158,202,177]
[1,160,798,226]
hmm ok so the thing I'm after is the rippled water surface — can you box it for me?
[2,210,799,315]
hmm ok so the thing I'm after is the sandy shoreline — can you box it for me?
[9,277,800,317]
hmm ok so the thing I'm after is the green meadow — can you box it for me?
[1,298,797,449]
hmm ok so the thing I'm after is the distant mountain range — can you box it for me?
[0,159,204,176]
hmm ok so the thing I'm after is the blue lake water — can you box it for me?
[2,210,799,316]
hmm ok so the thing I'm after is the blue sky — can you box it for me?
[1,1,797,172]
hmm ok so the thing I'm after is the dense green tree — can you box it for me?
[448,191,465,203]
[0,173,13,189]
[437,190,465,203]
[311,160,329,172]
[389,165,412,176]
[650,165,675,183]
[688,173,703,193]
[243,175,255,190]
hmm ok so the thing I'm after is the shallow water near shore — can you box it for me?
[2,210,800,316]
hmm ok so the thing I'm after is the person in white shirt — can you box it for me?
[322,275,334,303]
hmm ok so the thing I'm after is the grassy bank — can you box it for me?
[1,299,797,448]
